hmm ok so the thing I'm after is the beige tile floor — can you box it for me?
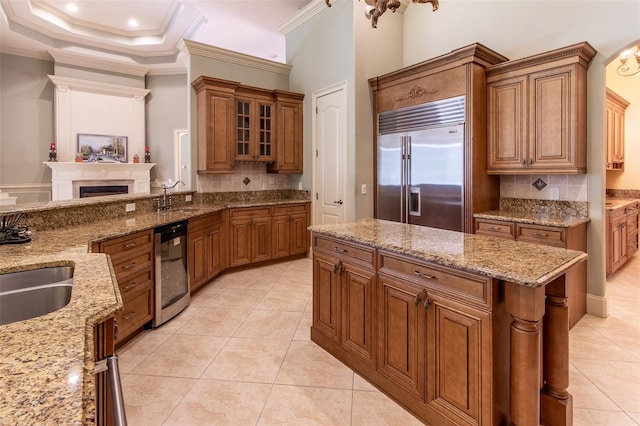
[118,255,640,425]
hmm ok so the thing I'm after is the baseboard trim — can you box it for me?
[586,293,608,318]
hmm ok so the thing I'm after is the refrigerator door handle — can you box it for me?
[400,135,406,223]
[405,135,412,223]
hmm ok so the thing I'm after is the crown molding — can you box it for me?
[182,39,292,76]
[47,75,150,98]
[0,46,52,61]
[48,50,150,77]
[279,0,332,35]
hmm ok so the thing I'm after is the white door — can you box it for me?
[314,83,347,225]
[174,129,191,190]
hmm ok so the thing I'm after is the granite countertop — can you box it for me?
[605,198,639,215]
[473,210,590,227]
[309,218,587,288]
[0,198,310,425]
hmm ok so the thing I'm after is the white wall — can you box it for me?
[402,0,640,314]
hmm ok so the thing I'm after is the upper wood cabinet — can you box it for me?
[486,42,596,174]
[192,76,238,174]
[268,91,305,174]
[192,76,304,174]
[605,88,629,171]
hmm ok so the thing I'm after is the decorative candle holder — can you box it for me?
[49,142,57,162]
[144,146,151,163]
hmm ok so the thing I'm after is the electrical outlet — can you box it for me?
[361,184,367,195]
[549,187,559,200]
[185,195,192,202]
[125,203,136,212]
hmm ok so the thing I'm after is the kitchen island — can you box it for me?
[310,219,587,426]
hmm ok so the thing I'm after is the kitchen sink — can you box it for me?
[0,266,74,325]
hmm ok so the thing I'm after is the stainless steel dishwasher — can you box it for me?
[154,221,190,327]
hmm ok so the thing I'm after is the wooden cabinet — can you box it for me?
[94,318,115,426]
[229,207,272,267]
[627,202,639,258]
[605,88,629,170]
[272,203,309,259]
[608,213,628,274]
[311,235,501,426]
[93,230,154,346]
[312,235,377,367]
[475,217,587,328]
[188,211,228,294]
[235,87,275,162]
[192,76,238,174]
[193,76,304,174]
[267,91,304,174]
[486,42,596,174]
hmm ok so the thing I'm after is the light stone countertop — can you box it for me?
[605,198,640,216]
[0,198,310,425]
[309,218,587,287]
[473,210,590,228]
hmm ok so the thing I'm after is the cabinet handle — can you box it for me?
[122,262,136,270]
[334,246,347,253]
[333,262,343,275]
[414,293,421,306]
[529,159,533,166]
[122,311,137,320]
[487,226,502,231]
[522,160,526,166]
[532,232,548,238]
[414,271,435,280]
[122,283,137,291]
[113,319,119,340]
[123,242,137,249]
[424,293,431,310]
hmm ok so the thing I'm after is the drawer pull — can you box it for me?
[414,293,421,306]
[487,226,502,231]
[333,262,343,275]
[123,242,137,249]
[414,271,435,280]
[334,246,347,253]
[122,262,137,270]
[122,283,137,291]
[424,294,431,310]
[532,232,548,238]
[122,311,137,321]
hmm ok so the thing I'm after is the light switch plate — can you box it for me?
[361,184,367,195]
[549,187,559,200]
[185,195,192,202]
[125,203,136,212]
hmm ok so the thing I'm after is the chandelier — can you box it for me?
[617,44,640,77]
[324,0,440,28]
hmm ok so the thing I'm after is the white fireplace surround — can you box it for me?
[45,162,155,200]
[46,74,154,200]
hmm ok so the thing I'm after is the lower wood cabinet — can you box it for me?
[188,211,228,293]
[606,203,639,276]
[272,204,309,259]
[93,230,154,346]
[229,207,272,267]
[475,217,587,328]
[311,235,501,426]
[627,202,639,258]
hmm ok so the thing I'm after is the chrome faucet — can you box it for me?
[158,180,185,210]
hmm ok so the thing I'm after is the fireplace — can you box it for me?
[79,185,129,198]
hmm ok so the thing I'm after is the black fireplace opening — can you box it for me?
[80,185,129,198]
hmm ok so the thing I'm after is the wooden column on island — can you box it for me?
[505,275,572,426]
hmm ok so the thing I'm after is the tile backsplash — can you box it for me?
[196,162,292,193]
[500,174,588,202]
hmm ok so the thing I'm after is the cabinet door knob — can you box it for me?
[424,293,431,310]
[414,293,421,306]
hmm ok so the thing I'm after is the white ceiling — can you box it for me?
[0,0,314,73]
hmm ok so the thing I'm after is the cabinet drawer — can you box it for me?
[516,224,565,247]
[379,251,491,309]
[475,219,515,239]
[189,211,223,231]
[273,204,307,216]
[111,251,153,281]
[230,207,271,220]
[118,269,153,299]
[114,285,153,339]
[100,231,153,261]
[313,235,374,267]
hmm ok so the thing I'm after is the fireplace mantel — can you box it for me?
[45,162,155,200]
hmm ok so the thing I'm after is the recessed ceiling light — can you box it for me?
[66,3,78,12]
[128,19,139,28]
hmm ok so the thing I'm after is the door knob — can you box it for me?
[333,200,343,205]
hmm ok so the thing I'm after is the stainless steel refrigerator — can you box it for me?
[376,96,465,232]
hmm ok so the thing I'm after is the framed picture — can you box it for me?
[77,134,128,163]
